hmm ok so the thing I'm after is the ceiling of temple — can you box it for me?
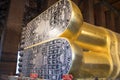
[108,0,120,10]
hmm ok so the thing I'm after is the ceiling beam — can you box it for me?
[111,0,120,5]
[100,0,120,16]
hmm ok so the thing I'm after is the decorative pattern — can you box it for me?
[20,0,71,48]
[19,39,72,80]
[18,0,72,80]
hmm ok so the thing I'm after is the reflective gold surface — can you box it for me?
[60,0,120,79]
[24,0,120,79]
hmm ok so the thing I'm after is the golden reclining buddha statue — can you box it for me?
[19,0,120,79]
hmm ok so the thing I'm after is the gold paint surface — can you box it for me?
[24,0,120,79]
